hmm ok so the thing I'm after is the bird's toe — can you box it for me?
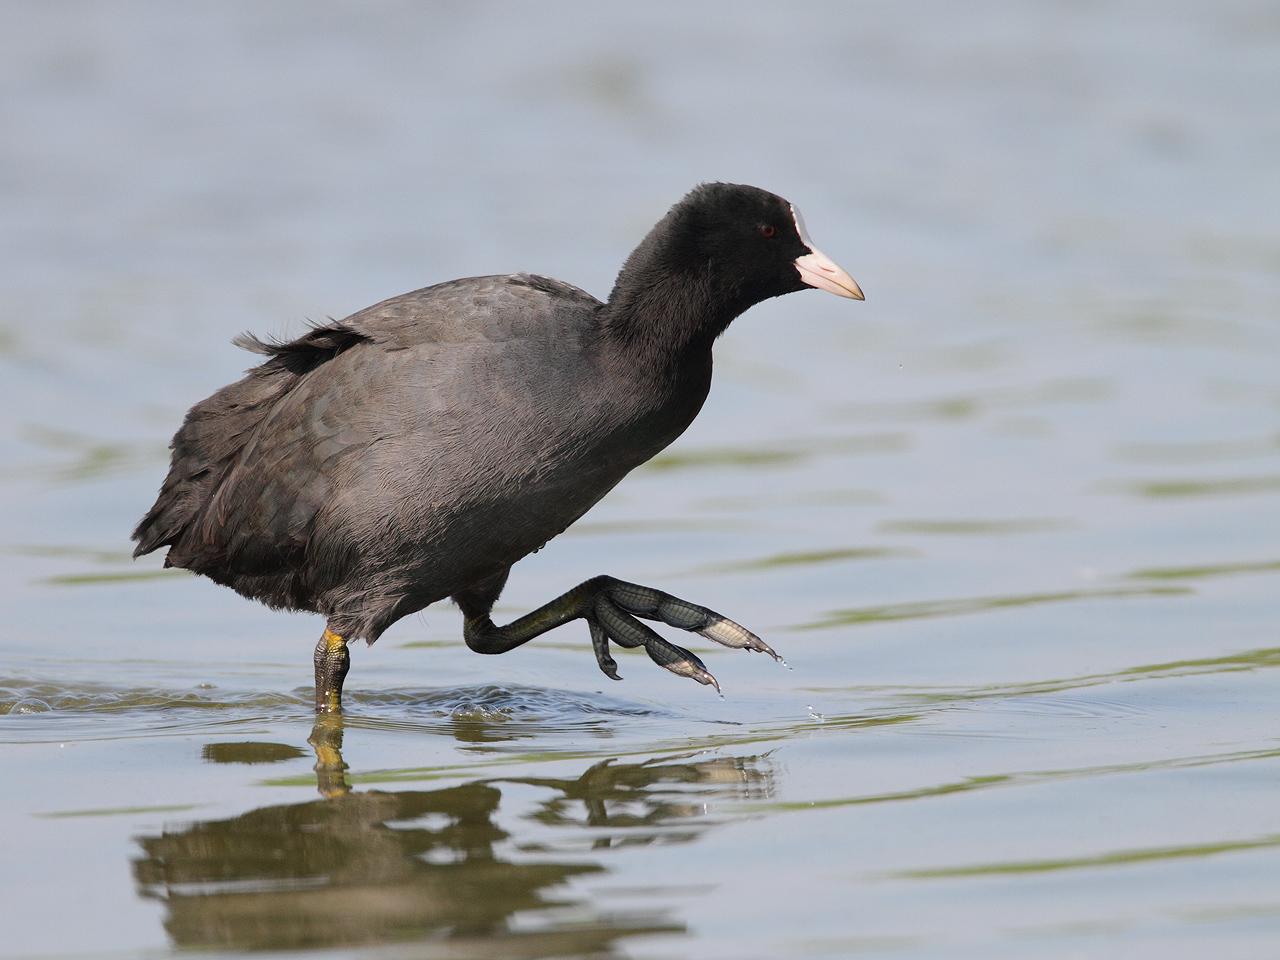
[698,615,780,660]
[643,635,721,693]
[588,619,623,681]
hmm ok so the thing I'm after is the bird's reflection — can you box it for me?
[132,714,773,954]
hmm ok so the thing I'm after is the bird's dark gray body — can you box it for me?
[136,274,709,641]
[133,182,862,710]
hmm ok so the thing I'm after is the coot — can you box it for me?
[133,182,863,712]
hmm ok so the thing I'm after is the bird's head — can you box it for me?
[664,182,864,311]
[606,182,863,352]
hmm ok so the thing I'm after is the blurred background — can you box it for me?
[2,2,1278,958]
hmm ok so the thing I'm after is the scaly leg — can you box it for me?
[454,574,779,693]
[313,626,350,714]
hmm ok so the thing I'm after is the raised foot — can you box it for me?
[587,578,781,691]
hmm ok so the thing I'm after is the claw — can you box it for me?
[698,615,781,661]
[588,620,621,681]
[644,636,721,693]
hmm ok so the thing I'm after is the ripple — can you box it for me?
[749,745,1280,818]
[37,803,202,820]
[849,646,1280,707]
[1112,433,1280,465]
[1128,558,1280,581]
[8,425,165,484]
[645,445,805,472]
[795,647,1280,747]
[1117,474,1280,499]
[793,585,1189,631]
[346,683,673,730]
[6,543,135,564]
[877,517,1070,536]
[566,517,735,536]
[0,677,308,743]
[686,546,909,576]
[0,680,675,742]
[838,378,1110,423]
[896,832,1280,879]
[0,677,302,716]
[976,692,1150,722]
[39,568,191,586]
[0,677,673,744]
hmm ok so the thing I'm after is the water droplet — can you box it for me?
[8,697,52,715]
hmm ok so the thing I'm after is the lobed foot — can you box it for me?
[586,578,780,691]
[459,573,782,694]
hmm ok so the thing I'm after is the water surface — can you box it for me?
[3,2,1279,958]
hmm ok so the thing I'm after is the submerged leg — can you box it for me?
[453,573,780,693]
[313,626,350,714]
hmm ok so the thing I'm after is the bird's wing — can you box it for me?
[158,275,602,582]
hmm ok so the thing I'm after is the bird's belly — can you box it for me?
[346,448,629,606]
[328,382,702,613]
[455,454,629,570]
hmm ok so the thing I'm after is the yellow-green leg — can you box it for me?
[313,627,350,714]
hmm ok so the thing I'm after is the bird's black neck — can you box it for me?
[599,222,741,375]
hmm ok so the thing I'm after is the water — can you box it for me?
[3,2,1279,957]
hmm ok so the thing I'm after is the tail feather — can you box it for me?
[131,323,368,563]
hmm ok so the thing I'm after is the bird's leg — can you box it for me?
[455,575,779,693]
[313,627,350,714]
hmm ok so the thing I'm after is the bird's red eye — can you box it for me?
[759,224,777,238]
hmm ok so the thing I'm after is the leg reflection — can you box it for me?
[134,720,775,954]
[307,713,350,798]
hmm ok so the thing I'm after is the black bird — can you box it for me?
[132,183,863,712]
